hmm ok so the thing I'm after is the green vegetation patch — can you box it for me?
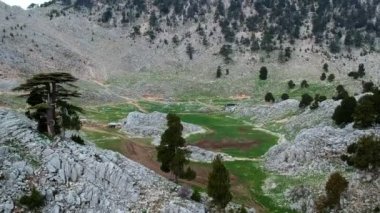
[180,113,278,158]
[85,104,138,123]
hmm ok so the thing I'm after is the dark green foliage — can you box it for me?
[281,93,289,101]
[325,172,348,209]
[332,96,357,126]
[259,66,268,80]
[362,81,376,93]
[329,39,341,53]
[265,92,275,103]
[186,43,195,60]
[320,73,326,81]
[13,73,82,137]
[327,74,335,82]
[333,85,349,100]
[316,172,348,212]
[191,189,201,202]
[172,35,180,45]
[310,100,319,110]
[299,93,313,108]
[216,66,222,78]
[219,44,233,63]
[341,136,380,170]
[19,187,45,210]
[288,80,296,89]
[353,92,380,129]
[300,80,309,88]
[323,63,329,72]
[207,155,232,209]
[358,64,365,78]
[156,113,196,183]
[101,8,113,23]
[71,135,85,145]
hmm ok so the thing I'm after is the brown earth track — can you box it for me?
[195,140,259,150]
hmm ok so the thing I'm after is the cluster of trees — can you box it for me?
[348,64,366,80]
[157,115,233,210]
[332,88,380,129]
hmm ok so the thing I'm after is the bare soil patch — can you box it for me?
[195,140,259,150]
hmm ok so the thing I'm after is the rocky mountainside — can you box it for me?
[1,0,380,99]
[227,98,380,212]
[0,108,205,212]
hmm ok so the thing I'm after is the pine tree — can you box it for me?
[288,80,296,89]
[207,155,232,210]
[186,43,195,60]
[216,66,222,78]
[156,113,196,183]
[13,73,82,137]
[320,73,326,81]
[259,66,268,80]
[332,96,357,126]
[299,93,313,108]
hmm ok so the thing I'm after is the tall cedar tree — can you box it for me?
[13,73,82,137]
[156,113,196,183]
[316,172,348,212]
[207,155,232,210]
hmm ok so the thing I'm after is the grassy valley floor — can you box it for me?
[82,99,299,212]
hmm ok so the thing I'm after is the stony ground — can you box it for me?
[0,108,207,212]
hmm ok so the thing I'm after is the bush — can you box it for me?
[332,96,357,126]
[327,74,335,82]
[315,172,348,212]
[288,80,296,89]
[71,135,85,145]
[323,63,329,72]
[353,92,380,128]
[190,189,201,202]
[333,85,349,100]
[299,93,313,108]
[341,136,380,170]
[19,187,45,210]
[300,80,309,88]
[265,92,275,103]
[320,73,326,81]
[281,93,289,101]
[362,81,375,93]
[259,66,268,80]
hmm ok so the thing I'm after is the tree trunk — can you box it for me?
[46,83,56,137]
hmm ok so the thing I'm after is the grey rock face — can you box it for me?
[0,108,205,212]
[121,111,206,138]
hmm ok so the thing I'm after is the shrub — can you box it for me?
[315,172,348,212]
[333,85,349,100]
[353,92,380,129]
[259,66,268,80]
[71,135,85,145]
[265,92,275,103]
[362,81,375,93]
[288,80,296,89]
[327,74,335,82]
[341,136,380,170]
[300,80,309,88]
[19,187,45,210]
[190,189,201,202]
[320,73,326,81]
[281,93,289,101]
[332,96,357,126]
[299,93,313,108]
[323,63,329,72]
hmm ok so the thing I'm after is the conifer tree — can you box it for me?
[207,155,232,210]
[13,72,82,137]
[216,66,222,78]
[186,43,195,60]
[156,113,196,183]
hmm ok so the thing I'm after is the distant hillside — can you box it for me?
[0,0,380,100]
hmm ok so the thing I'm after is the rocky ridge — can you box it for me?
[0,108,205,212]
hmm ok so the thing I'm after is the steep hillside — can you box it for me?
[0,0,380,100]
[0,108,206,212]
